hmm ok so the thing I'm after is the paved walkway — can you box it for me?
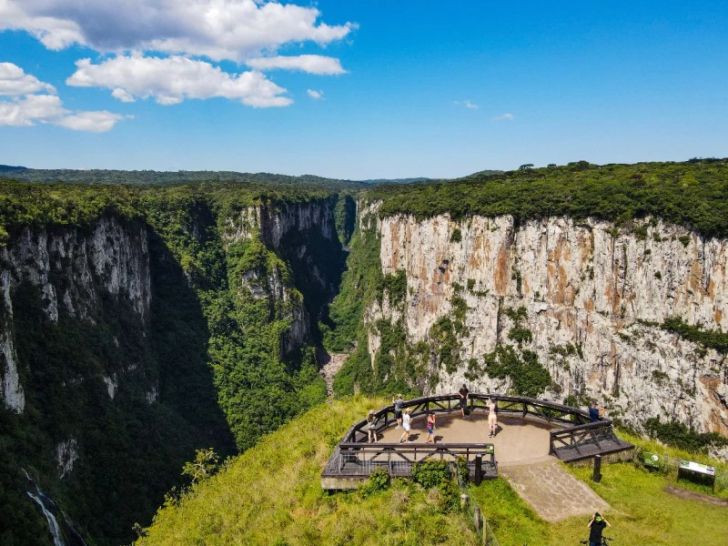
[376,411,612,522]
[378,414,560,465]
[500,461,611,522]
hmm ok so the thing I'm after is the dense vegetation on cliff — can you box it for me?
[0,166,370,189]
[370,159,728,238]
[0,180,352,545]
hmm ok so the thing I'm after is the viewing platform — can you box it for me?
[321,393,633,490]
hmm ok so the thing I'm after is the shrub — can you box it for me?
[644,418,728,453]
[359,468,391,498]
[412,460,451,489]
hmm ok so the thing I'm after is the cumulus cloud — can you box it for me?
[0,0,354,62]
[56,110,127,132]
[455,100,479,110]
[307,89,323,100]
[67,55,292,107]
[493,113,514,120]
[0,62,125,131]
[247,55,345,75]
[0,62,56,95]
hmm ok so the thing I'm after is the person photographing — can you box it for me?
[587,512,611,546]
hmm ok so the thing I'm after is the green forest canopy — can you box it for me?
[369,159,728,239]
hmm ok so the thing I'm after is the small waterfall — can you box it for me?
[26,491,65,546]
[21,468,87,546]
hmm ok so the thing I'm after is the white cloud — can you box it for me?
[0,62,125,131]
[67,55,292,107]
[455,100,479,110]
[111,88,136,103]
[493,113,514,120]
[0,1,354,62]
[0,62,56,96]
[247,55,345,75]
[307,89,323,100]
[56,110,127,132]
[0,94,65,126]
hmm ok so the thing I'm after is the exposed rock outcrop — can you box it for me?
[0,217,151,413]
[366,212,728,446]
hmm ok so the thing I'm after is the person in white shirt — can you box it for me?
[399,409,412,443]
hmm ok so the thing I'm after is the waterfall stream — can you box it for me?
[26,491,65,546]
[21,468,87,546]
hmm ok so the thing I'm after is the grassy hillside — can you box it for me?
[138,398,728,546]
[136,397,478,546]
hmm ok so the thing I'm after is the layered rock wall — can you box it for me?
[367,212,728,443]
[225,199,341,352]
[0,217,151,414]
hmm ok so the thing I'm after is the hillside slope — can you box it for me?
[137,397,478,546]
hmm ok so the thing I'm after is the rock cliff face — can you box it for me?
[225,199,343,353]
[0,197,345,545]
[0,217,151,415]
[366,211,728,448]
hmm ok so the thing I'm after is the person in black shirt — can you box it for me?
[392,394,404,428]
[588,402,604,423]
[587,512,610,546]
[458,384,469,418]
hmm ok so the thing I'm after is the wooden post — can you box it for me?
[473,506,482,533]
[475,454,483,486]
[592,454,602,483]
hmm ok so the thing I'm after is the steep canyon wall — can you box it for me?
[0,195,347,546]
[364,210,728,452]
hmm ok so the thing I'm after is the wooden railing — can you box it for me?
[323,393,629,483]
[342,393,593,444]
[548,419,629,461]
[340,392,625,461]
[333,442,498,478]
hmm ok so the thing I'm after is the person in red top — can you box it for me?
[425,412,436,443]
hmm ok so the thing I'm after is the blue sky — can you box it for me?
[1,1,727,179]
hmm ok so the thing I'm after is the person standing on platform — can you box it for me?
[399,409,412,443]
[366,410,378,443]
[589,402,604,423]
[458,384,470,418]
[425,412,436,443]
[487,398,498,438]
[393,394,404,428]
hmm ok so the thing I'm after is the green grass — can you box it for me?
[618,430,728,498]
[137,397,478,546]
[470,458,728,546]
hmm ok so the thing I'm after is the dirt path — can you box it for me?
[664,484,728,506]
[501,461,611,523]
[319,353,348,397]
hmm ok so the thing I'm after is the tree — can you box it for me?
[182,448,220,484]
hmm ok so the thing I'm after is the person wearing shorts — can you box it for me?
[487,398,498,438]
[425,412,436,443]
[458,384,469,418]
[366,410,378,443]
[399,409,412,443]
[393,394,404,428]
